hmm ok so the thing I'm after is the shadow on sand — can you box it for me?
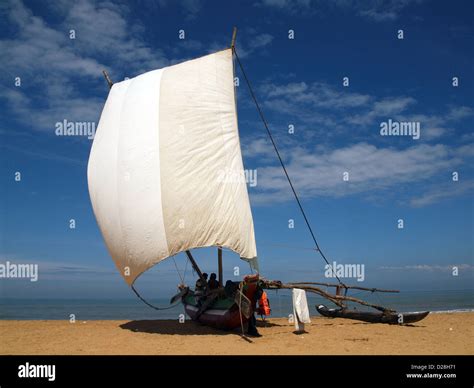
[120,320,228,335]
[120,318,285,335]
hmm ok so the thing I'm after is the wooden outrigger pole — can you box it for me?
[286,281,400,294]
[261,279,396,313]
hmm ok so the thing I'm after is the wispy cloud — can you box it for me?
[256,0,312,14]
[258,80,473,142]
[347,97,417,125]
[207,30,274,58]
[157,0,203,20]
[0,1,275,133]
[379,264,473,272]
[392,106,474,141]
[242,77,473,208]
[247,33,274,51]
[257,0,423,22]
[409,180,474,207]
[39,262,115,276]
[357,0,418,22]
[0,257,115,277]
[1,144,86,166]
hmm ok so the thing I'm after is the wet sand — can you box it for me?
[1,313,472,355]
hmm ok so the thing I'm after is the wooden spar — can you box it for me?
[262,280,395,313]
[285,284,393,312]
[286,282,399,294]
[231,27,237,50]
[217,247,223,287]
[185,250,207,285]
[102,70,114,89]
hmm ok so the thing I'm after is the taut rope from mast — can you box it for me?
[233,48,343,285]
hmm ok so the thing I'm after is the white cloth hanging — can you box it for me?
[292,288,311,332]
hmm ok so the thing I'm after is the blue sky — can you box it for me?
[0,0,473,300]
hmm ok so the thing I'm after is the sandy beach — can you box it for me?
[1,313,472,355]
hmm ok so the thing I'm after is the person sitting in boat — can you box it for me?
[208,273,220,290]
[194,273,208,306]
[224,280,239,297]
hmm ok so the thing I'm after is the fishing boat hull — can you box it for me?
[182,274,260,330]
[183,302,248,330]
[316,305,429,324]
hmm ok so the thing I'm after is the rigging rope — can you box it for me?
[182,255,189,282]
[132,253,194,311]
[172,255,185,285]
[131,285,180,311]
[234,48,342,285]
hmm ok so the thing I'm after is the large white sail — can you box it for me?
[88,49,257,285]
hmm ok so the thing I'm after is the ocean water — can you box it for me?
[0,289,472,320]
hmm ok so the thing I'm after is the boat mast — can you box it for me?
[217,247,223,286]
[231,26,237,50]
[102,70,113,89]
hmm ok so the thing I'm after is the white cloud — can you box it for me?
[0,0,169,131]
[242,137,276,161]
[249,141,472,205]
[394,106,474,140]
[447,106,474,121]
[65,0,168,73]
[347,96,416,125]
[1,2,104,78]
